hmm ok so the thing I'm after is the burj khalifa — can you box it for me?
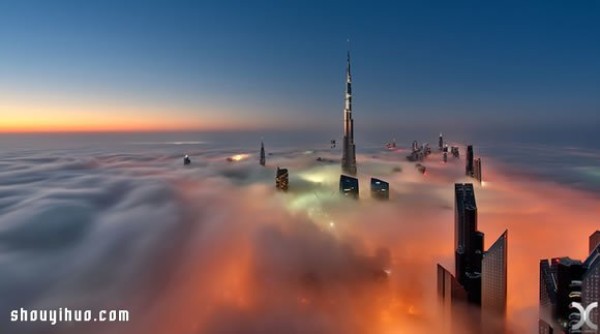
[341,50,357,175]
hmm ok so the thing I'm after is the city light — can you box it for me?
[227,154,249,162]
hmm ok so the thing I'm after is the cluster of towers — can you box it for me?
[265,48,389,200]
[252,44,600,334]
[337,50,389,200]
[539,231,600,333]
[258,45,515,332]
[439,134,460,163]
[407,140,432,162]
[437,183,508,332]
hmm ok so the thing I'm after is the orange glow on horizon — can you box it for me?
[0,100,268,133]
[0,115,254,133]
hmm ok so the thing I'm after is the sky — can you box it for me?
[0,0,599,132]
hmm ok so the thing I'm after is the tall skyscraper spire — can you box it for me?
[341,43,357,175]
[259,140,266,166]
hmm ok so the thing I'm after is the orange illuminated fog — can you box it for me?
[113,149,600,334]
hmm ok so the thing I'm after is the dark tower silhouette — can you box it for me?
[454,183,483,304]
[473,158,482,183]
[466,145,474,176]
[438,133,444,151]
[259,141,266,166]
[341,46,357,175]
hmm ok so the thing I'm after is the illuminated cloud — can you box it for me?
[0,144,598,333]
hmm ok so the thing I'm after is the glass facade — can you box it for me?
[370,177,389,200]
[482,231,508,330]
[583,248,600,334]
[339,175,359,199]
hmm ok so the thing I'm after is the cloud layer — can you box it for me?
[0,142,599,333]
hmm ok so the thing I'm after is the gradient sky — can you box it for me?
[0,0,599,132]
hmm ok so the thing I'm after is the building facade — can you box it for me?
[454,183,483,304]
[339,175,359,199]
[482,230,508,331]
[275,167,288,191]
[590,231,600,255]
[539,257,585,333]
[370,177,389,200]
[583,246,600,334]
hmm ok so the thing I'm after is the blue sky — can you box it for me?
[0,0,598,132]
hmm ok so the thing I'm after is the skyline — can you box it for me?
[1,1,599,133]
[1,133,599,333]
[2,2,600,332]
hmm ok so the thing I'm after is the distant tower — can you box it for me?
[370,178,389,200]
[275,167,289,191]
[473,158,482,183]
[341,46,357,175]
[439,133,444,151]
[466,145,474,176]
[339,175,359,199]
[259,141,266,166]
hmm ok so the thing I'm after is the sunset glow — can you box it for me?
[1,1,599,333]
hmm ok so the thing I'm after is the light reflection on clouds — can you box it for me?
[0,143,598,333]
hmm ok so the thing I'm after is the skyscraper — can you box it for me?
[370,177,389,200]
[482,230,508,330]
[454,183,483,304]
[259,141,266,166]
[473,158,482,183]
[539,258,559,333]
[437,264,468,332]
[590,230,600,255]
[341,49,357,175]
[556,258,585,329]
[539,257,585,333]
[438,184,508,332]
[275,167,288,191]
[583,246,600,334]
[540,233,600,334]
[466,145,474,177]
[439,133,444,151]
[339,175,359,199]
